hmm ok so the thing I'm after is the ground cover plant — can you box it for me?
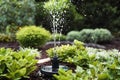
[47,40,88,67]
[0,47,39,80]
[47,40,120,80]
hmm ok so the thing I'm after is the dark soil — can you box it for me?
[0,38,120,80]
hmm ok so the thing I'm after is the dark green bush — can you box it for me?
[0,0,35,32]
[94,28,113,42]
[79,28,113,43]
[66,31,80,41]
[70,0,120,33]
[0,47,39,80]
[51,33,66,41]
[79,29,95,43]
[16,26,51,47]
[118,32,120,37]
[0,33,13,42]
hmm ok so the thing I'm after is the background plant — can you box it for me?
[40,0,83,34]
[0,0,120,35]
[43,0,72,36]
[44,0,70,13]
[79,29,95,43]
[0,33,13,42]
[71,0,120,33]
[66,31,80,41]
[0,0,36,32]
[94,28,113,43]
[50,33,66,41]
[0,47,39,80]
[36,0,120,35]
[78,28,113,43]
[16,26,51,48]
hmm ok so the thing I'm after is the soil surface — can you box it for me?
[0,38,120,80]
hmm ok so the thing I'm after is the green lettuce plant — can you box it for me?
[0,47,39,80]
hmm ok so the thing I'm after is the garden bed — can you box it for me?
[0,38,120,80]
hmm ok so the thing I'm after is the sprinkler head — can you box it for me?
[52,56,59,71]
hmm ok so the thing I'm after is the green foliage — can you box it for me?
[0,47,39,80]
[0,0,36,32]
[47,40,87,67]
[16,26,51,48]
[54,69,73,80]
[0,33,13,42]
[55,65,109,80]
[0,25,18,42]
[54,47,120,80]
[71,0,120,32]
[51,33,66,41]
[35,2,50,27]
[79,29,95,43]
[94,28,113,42]
[43,0,83,34]
[44,0,70,13]
[113,31,120,38]
[79,28,113,43]
[66,31,80,41]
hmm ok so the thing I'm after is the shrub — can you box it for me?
[66,31,80,41]
[16,26,51,47]
[94,28,113,42]
[51,33,66,41]
[79,29,95,43]
[79,28,113,43]
[0,0,36,32]
[0,47,39,80]
[0,33,13,42]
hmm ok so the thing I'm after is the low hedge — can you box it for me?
[66,28,113,43]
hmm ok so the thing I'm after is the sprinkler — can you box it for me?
[40,55,68,77]
[52,55,59,72]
